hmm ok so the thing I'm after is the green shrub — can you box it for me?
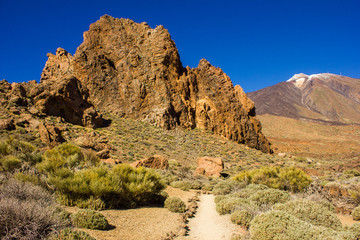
[234,167,312,192]
[273,199,342,230]
[40,149,165,209]
[231,209,253,227]
[249,210,342,240]
[164,197,186,213]
[0,155,21,171]
[315,199,335,213]
[343,169,360,177]
[212,180,244,195]
[202,182,214,191]
[348,223,360,239]
[214,195,228,203]
[248,188,290,207]
[37,143,99,174]
[349,185,360,205]
[216,196,257,215]
[72,209,109,230]
[352,206,360,221]
[231,184,268,199]
[0,137,41,165]
[14,172,39,184]
[48,229,96,240]
[170,180,193,191]
[170,180,203,191]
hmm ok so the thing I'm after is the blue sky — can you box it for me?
[0,0,359,92]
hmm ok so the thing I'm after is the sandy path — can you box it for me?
[182,194,237,240]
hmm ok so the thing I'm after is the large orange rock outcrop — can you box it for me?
[39,15,272,152]
[131,155,169,170]
[195,156,224,177]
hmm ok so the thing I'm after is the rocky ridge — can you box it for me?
[1,15,271,153]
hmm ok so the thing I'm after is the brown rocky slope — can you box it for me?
[3,15,271,153]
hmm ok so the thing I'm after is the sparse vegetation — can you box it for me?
[0,109,358,240]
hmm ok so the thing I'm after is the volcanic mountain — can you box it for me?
[0,15,271,153]
[247,73,360,125]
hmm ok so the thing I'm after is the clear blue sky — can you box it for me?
[0,0,359,92]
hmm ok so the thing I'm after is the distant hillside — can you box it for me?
[258,114,360,161]
[248,73,360,125]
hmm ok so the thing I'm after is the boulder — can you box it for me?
[0,118,15,131]
[131,155,169,170]
[38,122,65,147]
[194,156,224,177]
[96,149,110,159]
[102,158,121,165]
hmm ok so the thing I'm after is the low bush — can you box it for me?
[0,137,42,165]
[212,180,244,195]
[38,145,166,209]
[248,188,290,207]
[231,184,268,199]
[202,182,214,191]
[14,172,39,184]
[352,206,360,221]
[72,209,109,230]
[0,155,21,171]
[37,143,100,174]
[348,223,360,239]
[214,195,228,203]
[48,228,96,240]
[170,180,203,191]
[164,197,186,213]
[348,185,360,205]
[315,199,335,213]
[234,167,312,192]
[343,169,360,177]
[50,164,166,209]
[170,180,193,191]
[216,196,257,215]
[0,179,54,206]
[231,209,253,227]
[249,210,342,240]
[0,180,63,239]
[273,199,342,230]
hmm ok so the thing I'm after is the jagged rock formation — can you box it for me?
[0,77,104,129]
[3,15,271,153]
[248,73,360,125]
[40,15,271,153]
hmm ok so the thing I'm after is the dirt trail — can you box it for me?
[182,194,237,240]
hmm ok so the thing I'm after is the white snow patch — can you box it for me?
[286,73,334,88]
